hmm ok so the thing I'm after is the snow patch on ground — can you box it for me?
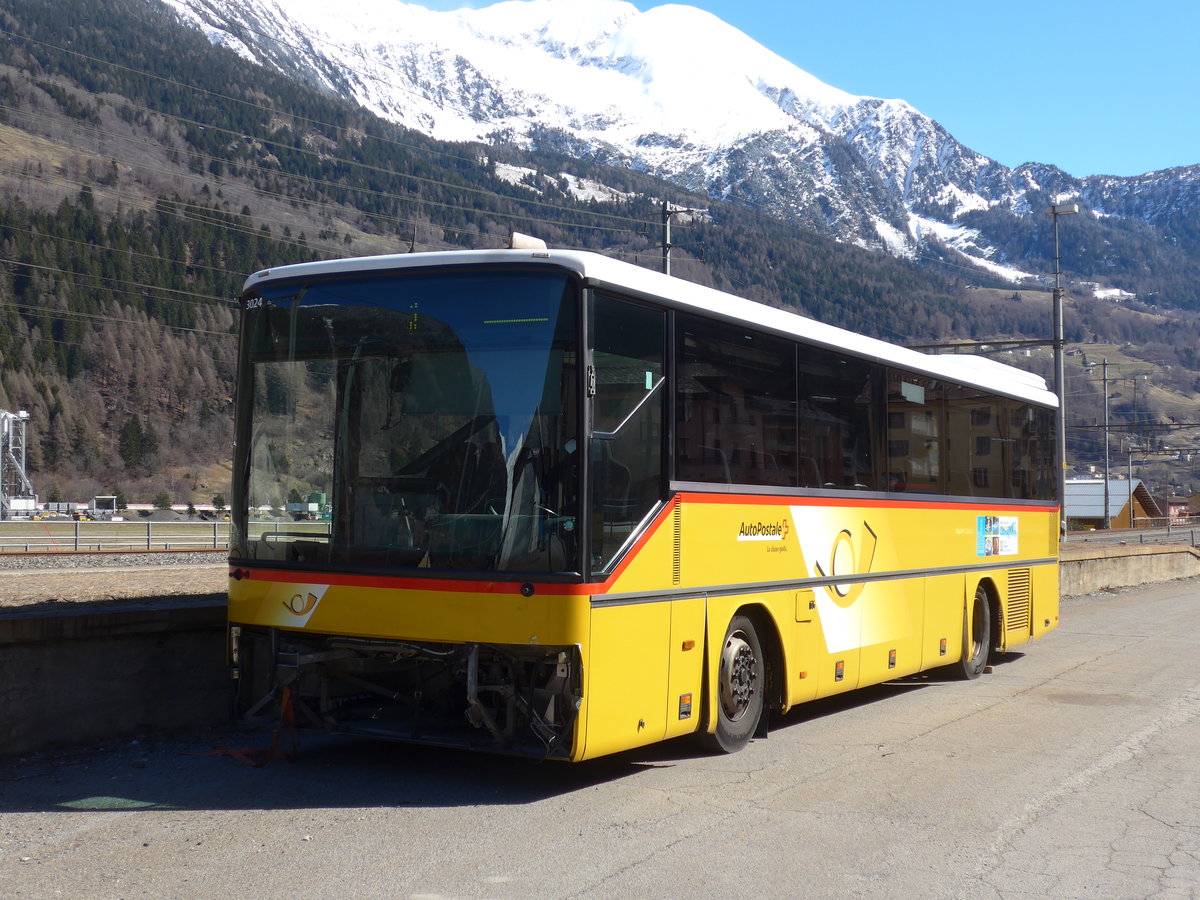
[561,173,636,203]
[911,214,1036,282]
[494,162,539,189]
[492,162,636,204]
[872,216,915,258]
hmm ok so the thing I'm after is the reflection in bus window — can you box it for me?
[241,270,579,572]
[676,316,796,487]
[591,294,665,573]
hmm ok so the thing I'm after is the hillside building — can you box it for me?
[1065,478,1164,530]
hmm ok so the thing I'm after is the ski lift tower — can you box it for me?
[1,409,38,519]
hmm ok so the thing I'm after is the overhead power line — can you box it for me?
[2,31,656,233]
[0,221,244,282]
[0,159,337,259]
[0,93,644,254]
[4,299,235,338]
[1,15,1010,355]
[0,254,237,308]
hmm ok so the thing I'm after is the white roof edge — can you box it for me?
[243,248,1056,406]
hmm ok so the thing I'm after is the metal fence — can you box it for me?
[1132,516,1200,531]
[7,517,1198,553]
[1067,522,1200,548]
[0,521,231,552]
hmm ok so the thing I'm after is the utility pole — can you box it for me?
[1048,202,1078,537]
[661,202,703,277]
[1128,441,1134,527]
[1103,359,1111,528]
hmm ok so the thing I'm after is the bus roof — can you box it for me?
[243,248,1056,407]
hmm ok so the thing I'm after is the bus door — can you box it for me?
[581,292,673,759]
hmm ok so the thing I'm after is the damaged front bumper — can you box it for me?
[231,625,583,760]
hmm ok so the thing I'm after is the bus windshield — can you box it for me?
[233,268,580,574]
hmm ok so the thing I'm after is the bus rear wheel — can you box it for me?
[958,585,992,680]
[705,614,764,753]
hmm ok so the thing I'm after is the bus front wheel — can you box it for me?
[958,585,992,680]
[705,614,765,753]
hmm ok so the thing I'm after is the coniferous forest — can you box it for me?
[2,0,1200,504]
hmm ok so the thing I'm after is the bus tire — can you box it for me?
[958,584,992,680]
[705,614,765,753]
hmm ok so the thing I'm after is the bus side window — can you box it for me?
[590,294,666,574]
[676,316,797,488]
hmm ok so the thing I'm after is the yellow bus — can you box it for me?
[228,248,1059,760]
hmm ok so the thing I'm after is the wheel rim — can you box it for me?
[718,631,758,721]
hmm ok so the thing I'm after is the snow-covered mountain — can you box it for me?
[158,0,1199,282]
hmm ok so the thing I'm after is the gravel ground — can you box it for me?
[0,551,227,609]
[0,550,226,571]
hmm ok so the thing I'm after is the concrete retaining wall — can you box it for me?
[4,545,1200,757]
[0,597,228,757]
[1060,544,1200,597]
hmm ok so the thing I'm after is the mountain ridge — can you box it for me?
[157,0,1200,297]
[2,0,1200,504]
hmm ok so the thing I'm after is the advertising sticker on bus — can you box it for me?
[977,516,1018,556]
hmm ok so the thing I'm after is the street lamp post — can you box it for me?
[1128,442,1134,527]
[1086,358,1113,528]
[1049,202,1079,536]
[1103,359,1111,528]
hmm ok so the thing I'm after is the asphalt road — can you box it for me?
[2,579,1198,899]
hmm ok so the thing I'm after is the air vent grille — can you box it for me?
[672,500,682,585]
[1006,568,1032,633]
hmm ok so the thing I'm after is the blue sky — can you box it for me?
[411,0,1197,178]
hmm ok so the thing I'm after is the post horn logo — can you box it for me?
[284,592,320,616]
[813,521,878,608]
